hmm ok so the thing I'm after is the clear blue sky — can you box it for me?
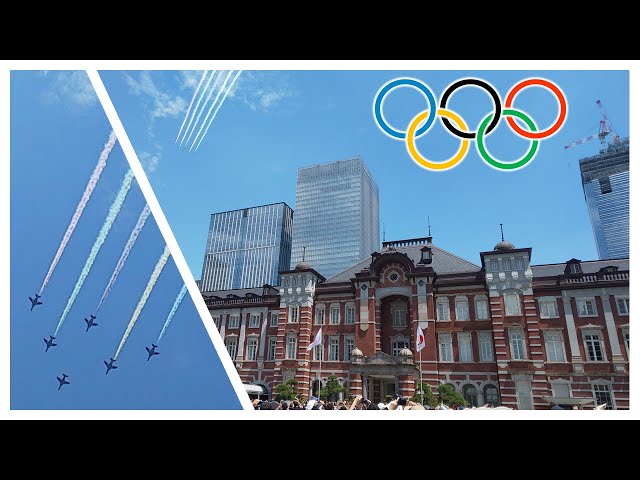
[99,69,629,279]
[10,71,241,409]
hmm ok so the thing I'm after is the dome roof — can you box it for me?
[351,347,364,358]
[295,261,310,270]
[399,347,413,357]
[494,240,515,252]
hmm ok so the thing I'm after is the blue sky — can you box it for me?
[10,71,241,409]
[99,69,629,279]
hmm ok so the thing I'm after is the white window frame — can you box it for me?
[509,328,527,360]
[391,336,410,357]
[212,315,221,330]
[475,297,489,320]
[267,337,277,361]
[315,306,325,325]
[592,382,615,410]
[569,263,581,274]
[583,329,606,362]
[228,314,240,329]
[577,298,597,317]
[616,297,629,316]
[478,331,494,362]
[345,304,355,325]
[286,333,297,359]
[330,305,340,325]
[436,298,450,321]
[226,336,238,360]
[392,307,407,327]
[344,336,355,362]
[245,337,258,361]
[622,327,629,357]
[490,260,499,272]
[538,298,559,319]
[438,333,453,363]
[503,259,512,271]
[515,258,525,270]
[289,304,299,323]
[544,330,566,363]
[504,292,521,316]
[328,336,340,362]
[270,312,279,327]
[249,314,261,328]
[455,297,470,321]
[484,384,500,406]
[313,343,324,361]
[457,332,473,362]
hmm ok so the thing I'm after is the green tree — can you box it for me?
[319,374,345,401]
[411,382,438,407]
[274,378,298,401]
[437,384,467,407]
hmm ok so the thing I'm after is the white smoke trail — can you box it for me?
[175,70,207,144]
[114,245,171,360]
[193,70,243,152]
[178,70,216,147]
[95,204,151,312]
[182,71,224,148]
[39,131,117,295]
[156,284,188,343]
[189,70,234,151]
[53,170,135,336]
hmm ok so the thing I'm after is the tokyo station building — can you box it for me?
[203,236,629,410]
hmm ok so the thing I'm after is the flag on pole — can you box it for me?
[307,327,323,351]
[416,325,426,352]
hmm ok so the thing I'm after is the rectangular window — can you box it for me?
[249,314,260,328]
[345,337,355,362]
[226,337,237,359]
[228,315,239,329]
[544,331,565,362]
[515,258,524,270]
[267,337,276,361]
[313,343,323,361]
[503,259,512,271]
[577,299,596,317]
[569,263,581,274]
[509,330,526,360]
[212,315,221,330]
[289,305,299,323]
[392,309,407,327]
[392,340,409,357]
[593,384,614,410]
[516,379,533,410]
[458,332,473,362]
[505,294,520,316]
[329,338,339,361]
[617,297,629,315]
[552,383,570,398]
[475,299,489,320]
[478,332,494,362]
[438,334,453,362]
[585,333,604,361]
[315,308,325,325]
[539,299,559,318]
[286,335,297,359]
[330,306,340,325]
[623,329,629,354]
[437,300,450,321]
[270,312,279,327]
[455,299,469,321]
[246,338,258,360]
[490,260,499,272]
[345,305,355,324]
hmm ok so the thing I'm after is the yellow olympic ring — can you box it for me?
[406,108,469,171]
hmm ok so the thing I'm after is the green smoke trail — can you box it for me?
[53,170,135,336]
[114,245,171,360]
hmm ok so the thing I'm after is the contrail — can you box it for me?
[183,71,224,148]
[189,70,234,151]
[193,70,243,152]
[178,70,216,147]
[157,284,188,343]
[114,245,171,360]
[95,204,151,313]
[53,170,135,336]
[38,131,117,296]
[175,70,207,144]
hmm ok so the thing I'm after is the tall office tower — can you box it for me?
[200,202,293,291]
[579,138,629,260]
[290,156,380,279]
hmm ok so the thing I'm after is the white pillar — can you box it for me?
[562,294,584,373]
[600,295,625,372]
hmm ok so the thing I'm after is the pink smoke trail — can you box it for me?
[38,131,117,296]
[175,70,207,143]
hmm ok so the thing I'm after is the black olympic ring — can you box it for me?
[439,79,502,139]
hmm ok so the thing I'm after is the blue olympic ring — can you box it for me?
[373,78,437,139]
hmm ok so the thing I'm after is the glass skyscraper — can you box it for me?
[200,202,293,291]
[579,138,629,260]
[290,157,380,279]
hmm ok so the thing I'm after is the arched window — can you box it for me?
[484,384,500,407]
[463,384,478,407]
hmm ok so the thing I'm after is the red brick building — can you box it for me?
[204,236,629,409]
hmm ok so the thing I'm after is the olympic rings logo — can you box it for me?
[373,77,567,171]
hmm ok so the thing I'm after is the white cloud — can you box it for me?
[45,71,97,108]
[179,70,204,90]
[124,71,186,121]
[232,71,294,111]
[139,151,160,174]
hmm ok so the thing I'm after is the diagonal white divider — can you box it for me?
[87,70,253,411]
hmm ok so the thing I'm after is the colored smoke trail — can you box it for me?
[53,170,135,336]
[114,245,171,360]
[183,71,223,148]
[193,70,242,152]
[179,70,216,147]
[189,70,234,151]
[95,204,151,312]
[157,284,188,343]
[175,70,207,143]
[39,131,117,295]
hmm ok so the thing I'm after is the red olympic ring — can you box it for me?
[505,79,567,139]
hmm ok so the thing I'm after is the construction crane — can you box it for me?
[564,100,621,150]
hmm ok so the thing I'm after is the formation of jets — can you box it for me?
[29,294,43,311]
[84,315,98,332]
[57,374,70,390]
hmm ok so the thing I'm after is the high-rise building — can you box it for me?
[200,202,293,292]
[290,157,380,279]
[579,138,629,260]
